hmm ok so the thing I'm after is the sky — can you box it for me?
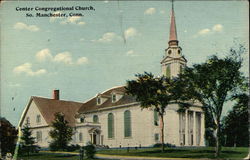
[0,0,249,126]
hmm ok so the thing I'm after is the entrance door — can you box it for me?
[93,134,97,144]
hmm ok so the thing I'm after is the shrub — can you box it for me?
[66,144,81,152]
[84,143,96,159]
[153,143,176,148]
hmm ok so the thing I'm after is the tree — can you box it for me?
[178,45,246,157]
[49,112,73,151]
[0,117,18,156]
[126,72,185,152]
[222,93,249,147]
[19,122,35,156]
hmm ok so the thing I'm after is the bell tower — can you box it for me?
[161,1,187,78]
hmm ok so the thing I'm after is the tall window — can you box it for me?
[108,113,114,138]
[154,109,159,126]
[79,133,83,142]
[179,64,183,73]
[124,110,131,137]
[36,131,42,142]
[36,115,41,124]
[166,64,171,77]
[93,115,99,123]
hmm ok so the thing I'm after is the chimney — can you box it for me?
[53,90,59,100]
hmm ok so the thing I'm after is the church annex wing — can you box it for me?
[19,96,83,127]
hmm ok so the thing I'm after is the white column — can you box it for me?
[185,110,189,146]
[193,111,197,146]
[200,113,205,146]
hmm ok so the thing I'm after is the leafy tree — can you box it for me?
[178,45,246,157]
[222,93,249,147]
[19,122,36,156]
[126,72,186,152]
[49,112,73,151]
[0,117,18,156]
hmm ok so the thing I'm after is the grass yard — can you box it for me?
[17,152,106,160]
[97,147,249,159]
[17,153,79,160]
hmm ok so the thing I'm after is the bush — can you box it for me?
[84,143,96,159]
[153,143,176,148]
[18,144,40,155]
[66,144,81,152]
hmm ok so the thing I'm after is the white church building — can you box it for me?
[18,5,205,148]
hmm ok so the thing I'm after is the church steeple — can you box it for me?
[161,0,187,78]
[168,0,178,46]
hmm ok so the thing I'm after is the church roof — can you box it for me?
[20,96,83,127]
[77,86,137,114]
[169,7,178,42]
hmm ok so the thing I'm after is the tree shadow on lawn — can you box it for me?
[139,149,243,159]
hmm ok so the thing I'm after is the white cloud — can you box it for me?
[14,22,40,32]
[35,49,89,65]
[53,52,73,65]
[60,16,85,25]
[160,10,165,14]
[124,27,137,39]
[212,24,223,32]
[77,21,86,25]
[76,57,88,65]
[104,0,109,3]
[144,8,156,15]
[36,49,53,61]
[198,28,211,35]
[126,50,138,57]
[80,38,85,41]
[195,24,224,37]
[96,32,120,43]
[8,83,21,87]
[13,63,46,76]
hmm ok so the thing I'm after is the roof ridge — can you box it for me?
[32,96,83,104]
[101,85,125,94]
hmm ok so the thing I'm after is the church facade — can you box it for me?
[18,5,205,148]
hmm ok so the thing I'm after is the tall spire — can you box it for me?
[168,0,178,46]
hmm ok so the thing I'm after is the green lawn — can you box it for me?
[97,147,249,159]
[17,152,105,160]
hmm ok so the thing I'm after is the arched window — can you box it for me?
[80,117,85,123]
[124,110,131,137]
[93,115,99,123]
[108,113,114,138]
[166,64,171,78]
[154,109,159,126]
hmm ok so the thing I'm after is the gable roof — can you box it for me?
[77,86,137,114]
[19,96,83,127]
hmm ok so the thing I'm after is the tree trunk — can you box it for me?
[160,114,165,152]
[215,119,221,157]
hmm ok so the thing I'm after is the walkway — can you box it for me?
[95,154,210,160]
